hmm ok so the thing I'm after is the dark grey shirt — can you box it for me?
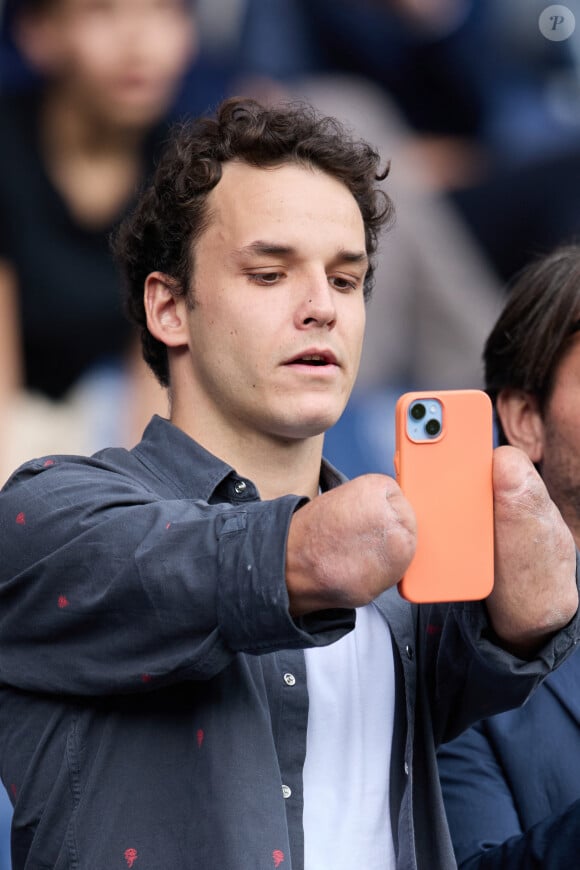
[0,416,578,870]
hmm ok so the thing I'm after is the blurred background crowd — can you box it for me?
[1,0,580,864]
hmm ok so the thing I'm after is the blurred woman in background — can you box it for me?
[0,0,198,481]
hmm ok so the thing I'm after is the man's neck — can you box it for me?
[234,435,324,502]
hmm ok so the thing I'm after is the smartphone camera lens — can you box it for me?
[425,419,441,437]
[410,402,426,420]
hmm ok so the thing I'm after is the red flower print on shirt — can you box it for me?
[272,849,285,867]
[57,595,69,609]
[196,728,204,748]
[124,848,138,868]
[15,512,25,525]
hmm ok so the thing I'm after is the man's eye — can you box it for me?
[248,273,281,285]
[331,276,357,291]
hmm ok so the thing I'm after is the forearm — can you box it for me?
[0,459,349,695]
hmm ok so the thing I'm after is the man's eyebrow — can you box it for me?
[335,249,369,267]
[235,241,369,266]
[235,241,296,258]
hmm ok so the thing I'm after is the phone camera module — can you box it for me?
[405,396,443,441]
[425,418,441,437]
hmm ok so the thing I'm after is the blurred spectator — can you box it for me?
[0,0,199,482]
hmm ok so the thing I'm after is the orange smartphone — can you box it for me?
[394,389,494,603]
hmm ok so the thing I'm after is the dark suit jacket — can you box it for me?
[438,648,580,868]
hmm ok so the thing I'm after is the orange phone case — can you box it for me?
[394,389,494,603]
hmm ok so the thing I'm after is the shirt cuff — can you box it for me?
[216,495,355,653]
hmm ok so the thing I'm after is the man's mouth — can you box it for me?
[296,354,329,366]
[285,351,338,367]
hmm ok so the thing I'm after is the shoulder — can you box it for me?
[1,447,157,505]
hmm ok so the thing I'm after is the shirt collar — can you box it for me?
[132,415,346,501]
[132,416,235,501]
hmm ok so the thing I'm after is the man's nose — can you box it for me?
[294,273,337,329]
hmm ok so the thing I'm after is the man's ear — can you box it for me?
[496,388,544,464]
[144,272,190,349]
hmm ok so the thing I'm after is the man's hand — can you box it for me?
[285,474,416,616]
[487,446,578,656]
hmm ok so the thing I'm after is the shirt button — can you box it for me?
[233,480,247,495]
[405,644,414,660]
[283,673,296,686]
[281,784,292,799]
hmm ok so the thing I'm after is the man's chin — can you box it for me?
[272,413,344,442]
[260,393,351,441]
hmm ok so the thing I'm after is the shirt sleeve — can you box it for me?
[439,726,580,869]
[0,456,354,696]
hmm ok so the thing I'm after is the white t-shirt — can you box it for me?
[303,602,396,868]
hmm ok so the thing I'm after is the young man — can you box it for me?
[439,244,580,869]
[0,98,578,870]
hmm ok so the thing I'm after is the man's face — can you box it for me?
[180,160,368,444]
[23,0,195,127]
[539,335,580,532]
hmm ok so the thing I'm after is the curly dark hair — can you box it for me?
[112,96,393,386]
[484,243,580,445]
